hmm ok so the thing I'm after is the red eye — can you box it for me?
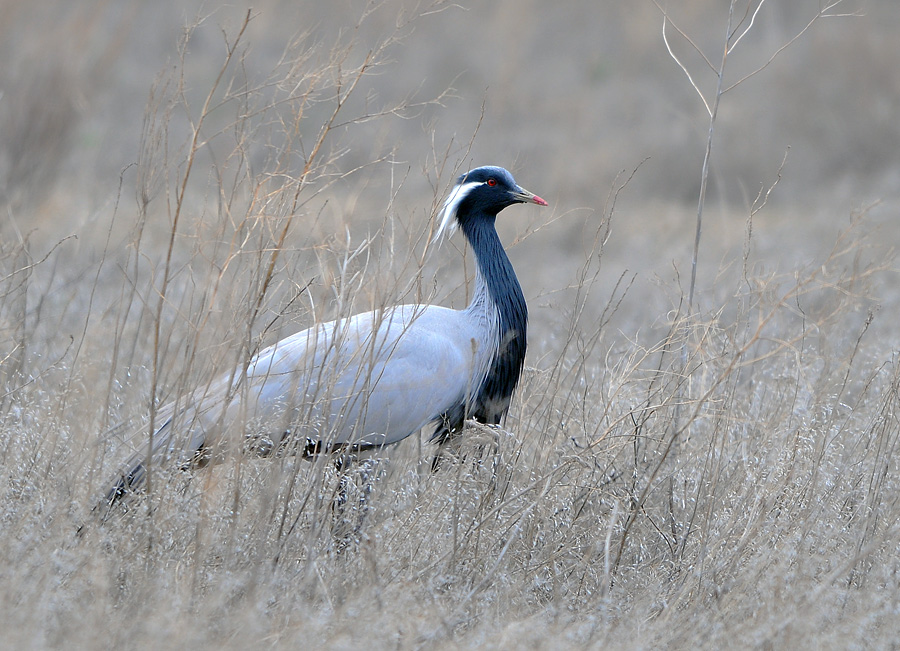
[486,178,497,187]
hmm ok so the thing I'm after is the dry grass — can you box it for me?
[2,0,900,648]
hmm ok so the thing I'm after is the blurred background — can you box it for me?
[0,0,896,340]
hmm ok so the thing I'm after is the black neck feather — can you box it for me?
[462,215,528,424]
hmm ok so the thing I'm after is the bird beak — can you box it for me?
[512,186,549,207]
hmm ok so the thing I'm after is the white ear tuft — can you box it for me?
[433,181,480,244]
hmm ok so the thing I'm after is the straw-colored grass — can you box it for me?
[2,1,899,648]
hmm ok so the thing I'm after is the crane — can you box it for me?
[103,165,547,507]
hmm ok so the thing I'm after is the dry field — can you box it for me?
[2,1,900,648]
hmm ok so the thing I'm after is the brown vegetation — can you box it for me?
[1,0,899,648]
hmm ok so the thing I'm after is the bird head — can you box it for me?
[435,166,547,241]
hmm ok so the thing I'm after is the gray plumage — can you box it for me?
[105,165,547,504]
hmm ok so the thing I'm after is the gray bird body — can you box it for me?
[105,166,546,503]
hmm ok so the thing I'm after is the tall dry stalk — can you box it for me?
[607,0,861,576]
[654,0,855,315]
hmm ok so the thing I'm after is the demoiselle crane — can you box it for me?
[103,166,547,507]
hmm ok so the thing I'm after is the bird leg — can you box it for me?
[431,430,464,472]
[432,419,505,474]
[330,456,380,552]
[430,406,467,472]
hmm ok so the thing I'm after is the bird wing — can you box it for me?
[105,304,481,500]
[243,304,480,448]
